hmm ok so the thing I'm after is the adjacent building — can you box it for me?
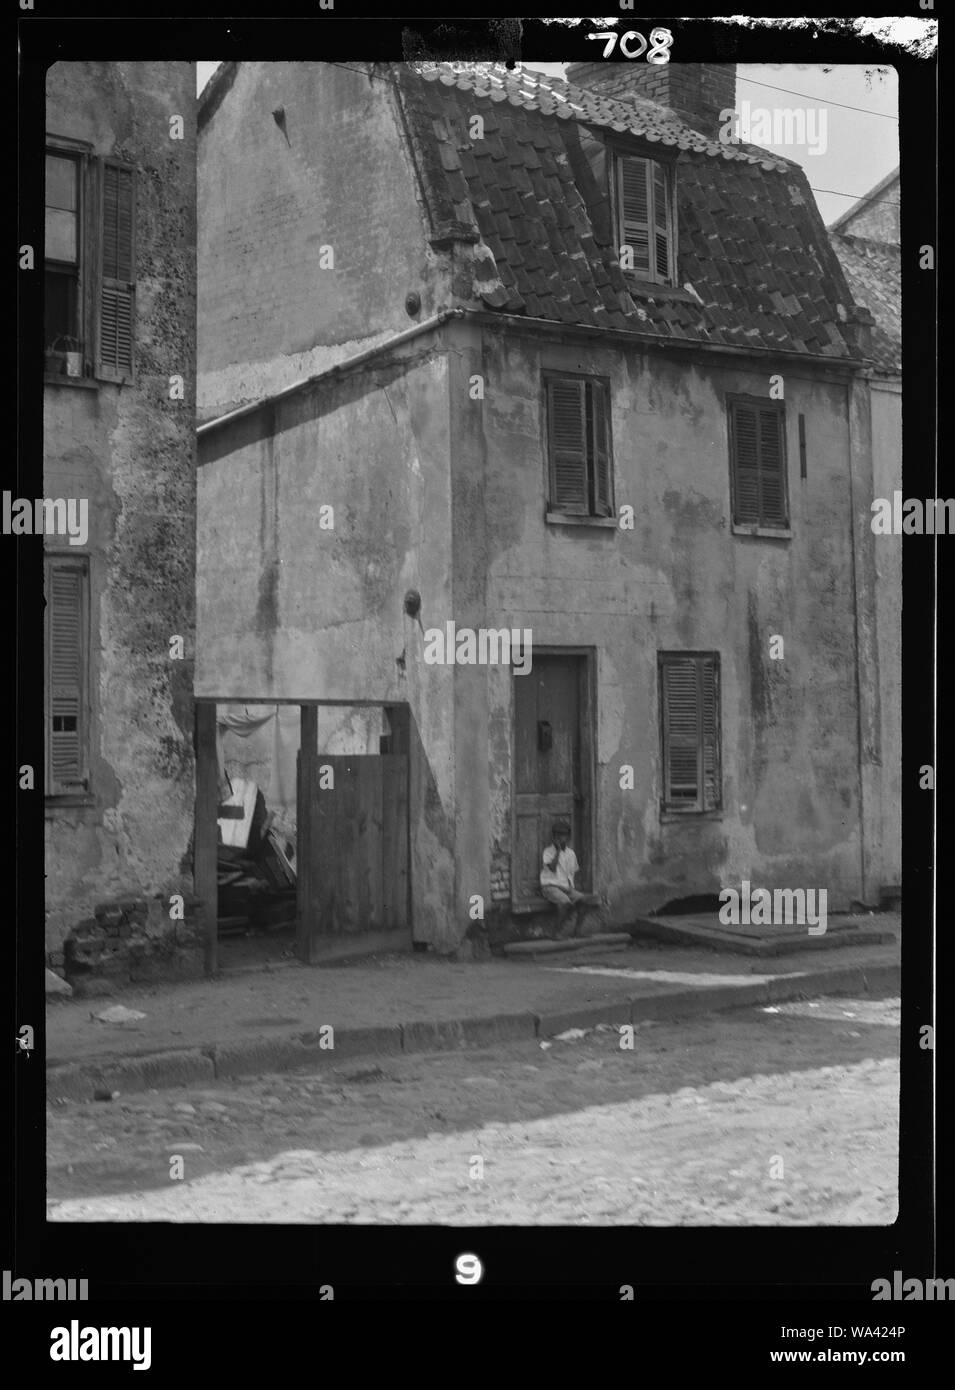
[829,169,902,895]
[44,62,199,964]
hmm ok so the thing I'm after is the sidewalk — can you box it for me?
[46,913,900,1101]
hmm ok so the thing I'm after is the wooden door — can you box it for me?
[512,655,592,907]
[297,745,409,959]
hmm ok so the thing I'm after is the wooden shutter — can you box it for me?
[617,154,673,283]
[757,407,788,525]
[701,658,720,811]
[730,401,788,527]
[47,560,88,793]
[98,161,135,380]
[653,161,671,280]
[661,655,720,812]
[731,403,761,524]
[618,156,651,275]
[547,377,589,513]
[662,660,701,807]
[591,381,612,516]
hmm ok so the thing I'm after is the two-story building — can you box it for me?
[196,60,886,959]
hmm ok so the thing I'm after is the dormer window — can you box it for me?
[613,153,675,286]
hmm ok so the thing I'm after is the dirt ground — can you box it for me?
[48,996,900,1225]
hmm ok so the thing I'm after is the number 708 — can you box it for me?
[586,29,673,63]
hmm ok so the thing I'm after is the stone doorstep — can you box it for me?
[44,955,900,1102]
[627,916,896,956]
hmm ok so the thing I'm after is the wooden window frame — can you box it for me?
[45,553,92,800]
[611,148,678,288]
[44,137,136,386]
[726,393,791,535]
[543,371,615,520]
[659,651,721,816]
[45,140,90,377]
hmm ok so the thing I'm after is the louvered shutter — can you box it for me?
[757,408,788,526]
[662,655,721,812]
[701,659,720,811]
[618,156,651,275]
[732,403,761,524]
[548,378,589,513]
[663,660,701,806]
[731,402,787,527]
[592,381,612,516]
[47,562,87,793]
[98,161,135,380]
[653,161,671,279]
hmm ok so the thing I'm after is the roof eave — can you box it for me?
[468,308,867,372]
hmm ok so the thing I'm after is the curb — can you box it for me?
[47,1048,216,1103]
[46,957,899,1102]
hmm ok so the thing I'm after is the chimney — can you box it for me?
[565,63,736,138]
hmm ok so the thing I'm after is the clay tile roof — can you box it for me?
[395,62,867,362]
[828,232,901,375]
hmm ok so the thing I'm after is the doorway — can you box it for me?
[512,651,595,909]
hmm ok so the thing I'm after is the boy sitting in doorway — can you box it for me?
[540,819,600,939]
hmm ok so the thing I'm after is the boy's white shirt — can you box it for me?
[540,844,579,890]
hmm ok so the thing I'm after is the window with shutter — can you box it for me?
[545,374,614,519]
[660,653,721,813]
[45,147,84,371]
[98,161,136,380]
[45,139,136,385]
[615,152,674,286]
[728,398,789,530]
[46,557,89,795]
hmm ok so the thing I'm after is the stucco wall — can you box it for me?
[870,379,902,885]
[197,61,447,421]
[197,318,870,940]
[44,62,198,951]
[196,346,458,946]
[467,326,865,916]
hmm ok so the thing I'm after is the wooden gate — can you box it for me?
[297,740,409,961]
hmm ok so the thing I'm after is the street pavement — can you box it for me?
[47,996,899,1225]
[45,917,900,1101]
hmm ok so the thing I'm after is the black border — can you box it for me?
[13,2,943,1338]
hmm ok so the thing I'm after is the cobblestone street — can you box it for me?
[47,997,900,1225]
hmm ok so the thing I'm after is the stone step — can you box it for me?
[626,913,896,956]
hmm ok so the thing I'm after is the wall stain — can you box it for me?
[255,405,280,685]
